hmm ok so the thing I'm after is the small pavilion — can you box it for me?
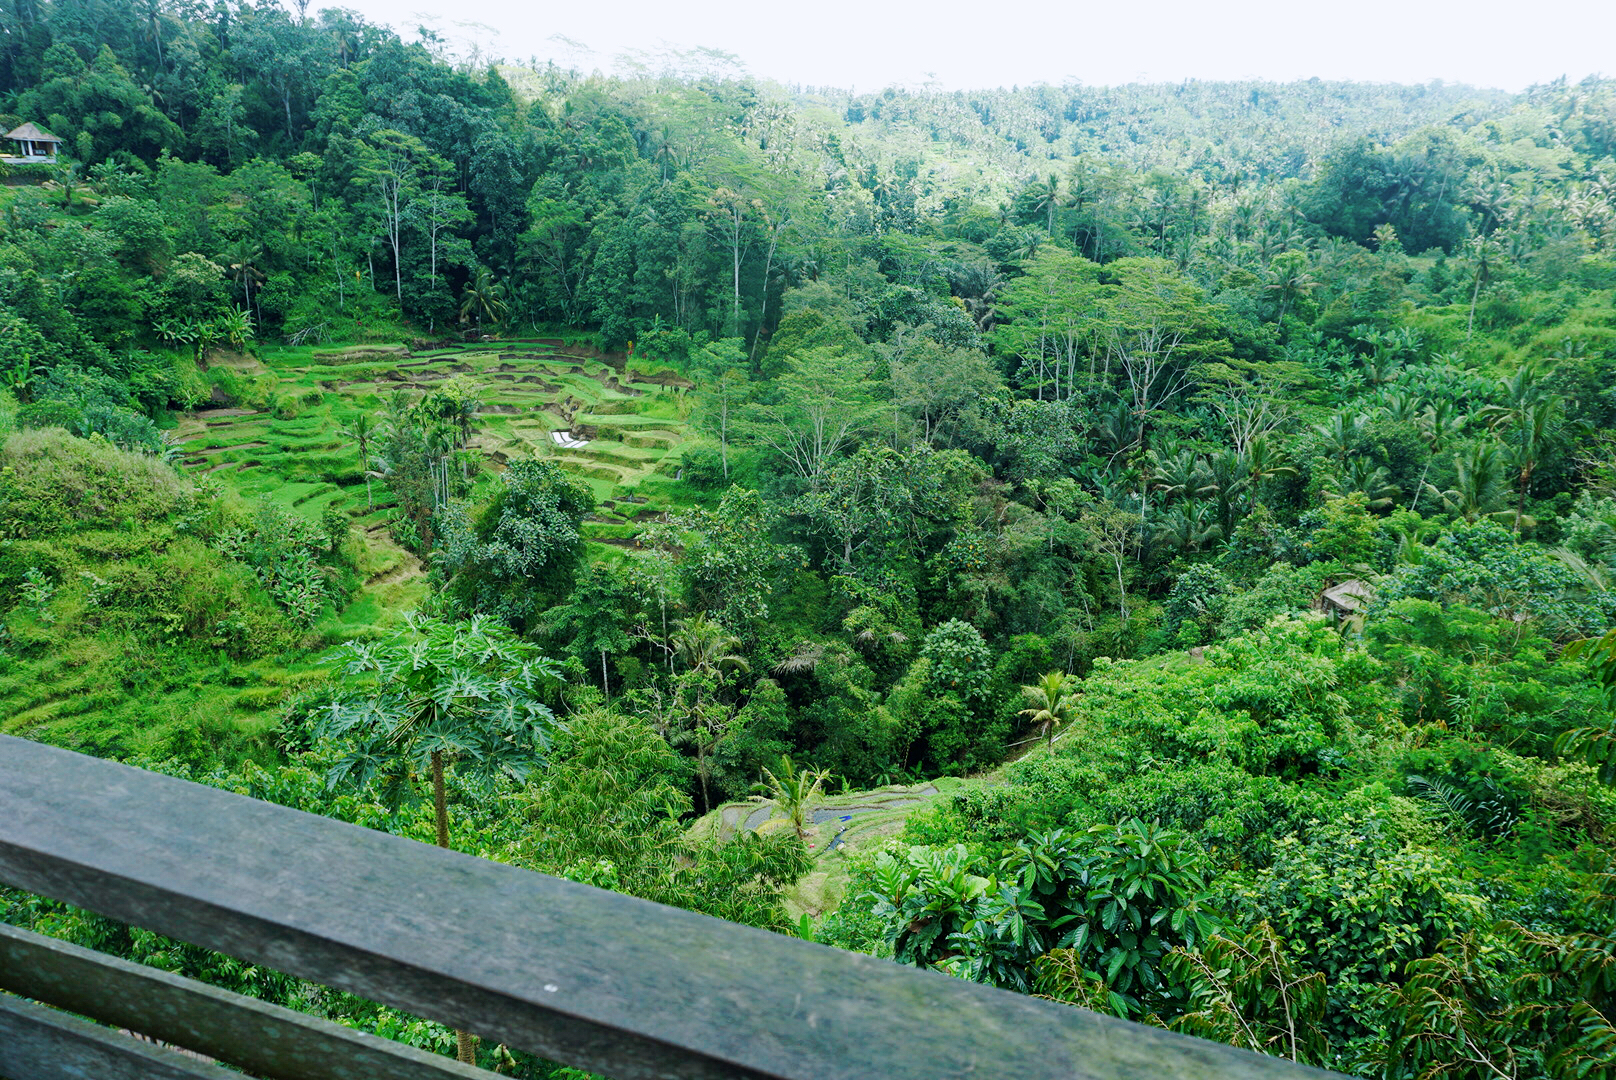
[2,122,63,163]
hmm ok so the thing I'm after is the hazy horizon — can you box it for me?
[333,0,1611,94]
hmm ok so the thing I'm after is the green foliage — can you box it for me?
[1074,616,1371,778]
[867,820,1216,1017]
[0,427,189,538]
[8,16,1616,1074]
[1224,815,1484,1044]
[1166,921,1331,1066]
[1378,522,1613,640]
[517,709,809,932]
[437,458,593,630]
[215,500,345,625]
[919,618,991,702]
[316,614,563,816]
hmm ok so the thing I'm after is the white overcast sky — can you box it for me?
[330,0,1613,92]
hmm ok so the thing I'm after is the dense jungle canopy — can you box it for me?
[3,2,1616,1076]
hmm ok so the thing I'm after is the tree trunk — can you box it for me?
[431,749,478,1066]
[750,221,782,364]
[601,649,609,698]
[1516,462,1533,535]
[430,749,450,849]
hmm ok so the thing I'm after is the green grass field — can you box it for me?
[177,338,701,544]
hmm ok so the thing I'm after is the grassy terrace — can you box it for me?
[174,339,699,544]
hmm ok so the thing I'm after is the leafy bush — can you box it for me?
[1222,815,1484,1044]
[0,427,189,537]
[864,820,1218,1018]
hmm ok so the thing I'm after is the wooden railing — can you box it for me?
[0,735,1338,1079]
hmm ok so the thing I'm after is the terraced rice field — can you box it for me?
[173,339,697,545]
[691,779,966,921]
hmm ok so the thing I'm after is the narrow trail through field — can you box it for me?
[364,550,423,589]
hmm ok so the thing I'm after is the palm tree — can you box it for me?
[1031,173,1062,237]
[1463,235,1504,341]
[1418,398,1469,452]
[751,755,832,844]
[460,266,508,330]
[341,413,378,508]
[1497,401,1560,532]
[672,614,749,679]
[1264,250,1319,323]
[1425,444,1526,526]
[223,238,267,318]
[1376,391,1423,424]
[1314,412,1367,458]
[1019,670,1078,746]
[1464,168,1514,234]
[1242,434,1299,489]
[422,420,459,510]
[1200,449,1249,537]
[1325,459,1401,510]
[139,0,168,72]
[1153,501,1222,552]
[1149,447,1209,504]
[383,387,415,430]
[1481,365,1559,532]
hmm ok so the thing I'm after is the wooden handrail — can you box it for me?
[0,735,1340,1079]
[0,921,490,1079]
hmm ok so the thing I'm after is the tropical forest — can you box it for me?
[3,2,1616,1076]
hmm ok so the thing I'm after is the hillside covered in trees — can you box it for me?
[3,2,1616,1076]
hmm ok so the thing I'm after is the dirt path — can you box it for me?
[365,551,423,590]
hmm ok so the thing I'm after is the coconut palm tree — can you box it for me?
[1153,501,1222,552]
[1264,250,1319,323]
[460,266,508,330]
[1019,670,1078,746]
[1199,449,1249,536]
[1463,235,1504,341]
[1149,447,1209,504]
[672,614,749,679]
[1425,443,1526,526]
[1481,366,1559,531]
[223,238,267,318]
[1030,173,1063,236]
[1242,434,1299,489]
[340,413,378,508]
[1325,459,1402,510]
[1418,398,1469,451]
[1313,411,1369,458]
[751,755,832,844]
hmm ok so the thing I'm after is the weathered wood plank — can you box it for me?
[0,993,227,1080]
[0,735,1341,1080]
[0,923,494,1080]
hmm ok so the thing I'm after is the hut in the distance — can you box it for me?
[1317,579,1373,622]
[2,122,63,163]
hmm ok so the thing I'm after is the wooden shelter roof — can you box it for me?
[5,122,62,144]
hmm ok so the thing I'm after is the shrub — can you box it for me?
[0,427,190,538]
